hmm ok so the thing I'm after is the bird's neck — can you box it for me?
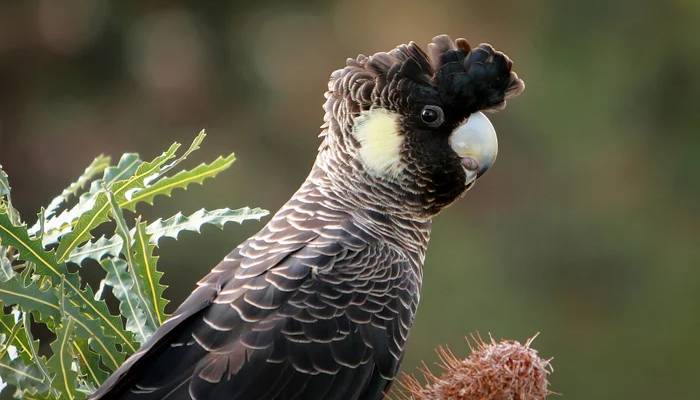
[313,155,416,215]
[294,157,433,264]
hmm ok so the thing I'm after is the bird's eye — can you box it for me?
[420,105,444,127]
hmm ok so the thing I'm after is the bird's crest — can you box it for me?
[326,35,524,118]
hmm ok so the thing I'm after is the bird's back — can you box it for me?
[92,172,429,400]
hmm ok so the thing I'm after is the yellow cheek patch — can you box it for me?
[353,109,405,178]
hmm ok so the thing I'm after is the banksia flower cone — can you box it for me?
[397,335,553,400]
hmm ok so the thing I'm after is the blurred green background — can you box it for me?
[1,1,698,398]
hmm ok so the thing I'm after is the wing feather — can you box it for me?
[92,190,420,400]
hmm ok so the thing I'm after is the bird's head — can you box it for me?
[318,35,524,218]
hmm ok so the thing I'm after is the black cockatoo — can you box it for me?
[91,34,524,400]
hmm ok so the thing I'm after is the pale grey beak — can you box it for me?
[448,112,498,184]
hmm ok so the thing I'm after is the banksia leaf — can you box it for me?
[0,312,32,364]
[0,132,266,398]
[0,209,138,358]
[67,236,122,266]
[72,339,109,391]
[53,132,209,256]
[66,278,138,358]
[43,155,111,221]
[51,191,110,262]
[1,268,136,369]
[99,259,152,344]
[0,212,67,282]
[0,356,48,396]
[37,153,141,245]
[106,191,158,336]
[0,245,15,282]
[0,165,10,198]
[62,298,128,372]
[102,153,142,184]
[20,313,53,397]
[48,317,81,400]
[119,153,235,212]
[67,207,269,265]
[0,310,45,397]
[133,221,167,325]
[0,165,21,225]
[156,129,207,179]
[54,142,180,263]
[146,207,268,243]
[0,277,61,324]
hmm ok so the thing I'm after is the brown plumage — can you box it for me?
[91,35,524,400]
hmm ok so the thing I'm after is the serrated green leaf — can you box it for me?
[0,165,10,198]
[21,313,53,396]
[156,130,206,179]
[66,236,122,266]
[61,297,127,372]
[0,132,267,398]
[35,208,46,243]
[99,258,152,344]
[0,277,61,324]
[53,193,110,264]
[48,317,80,400]
[46,282,80,399]
[0,259,14,282]
[0,165,21,226]
[120,153,235,212]
[0,245,15,282]
[19,391,56,400]
[133,222,167,325]
[36,154,141,244]
[0,212,67,281]
[72,339,108,390]
[0,357,48,395]
[102,153,142,184]
[55,143,180,263]
[66,207,268,265]
[107,191,158,337]
[55,137,229,263]
[1,285,126,395]
[0,311,31,363]
[0,210,138,360]
[146,207,269,243]
[66,275,138,358]
[43,155,111,221]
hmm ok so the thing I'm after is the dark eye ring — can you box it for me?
[420,105,445,127]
